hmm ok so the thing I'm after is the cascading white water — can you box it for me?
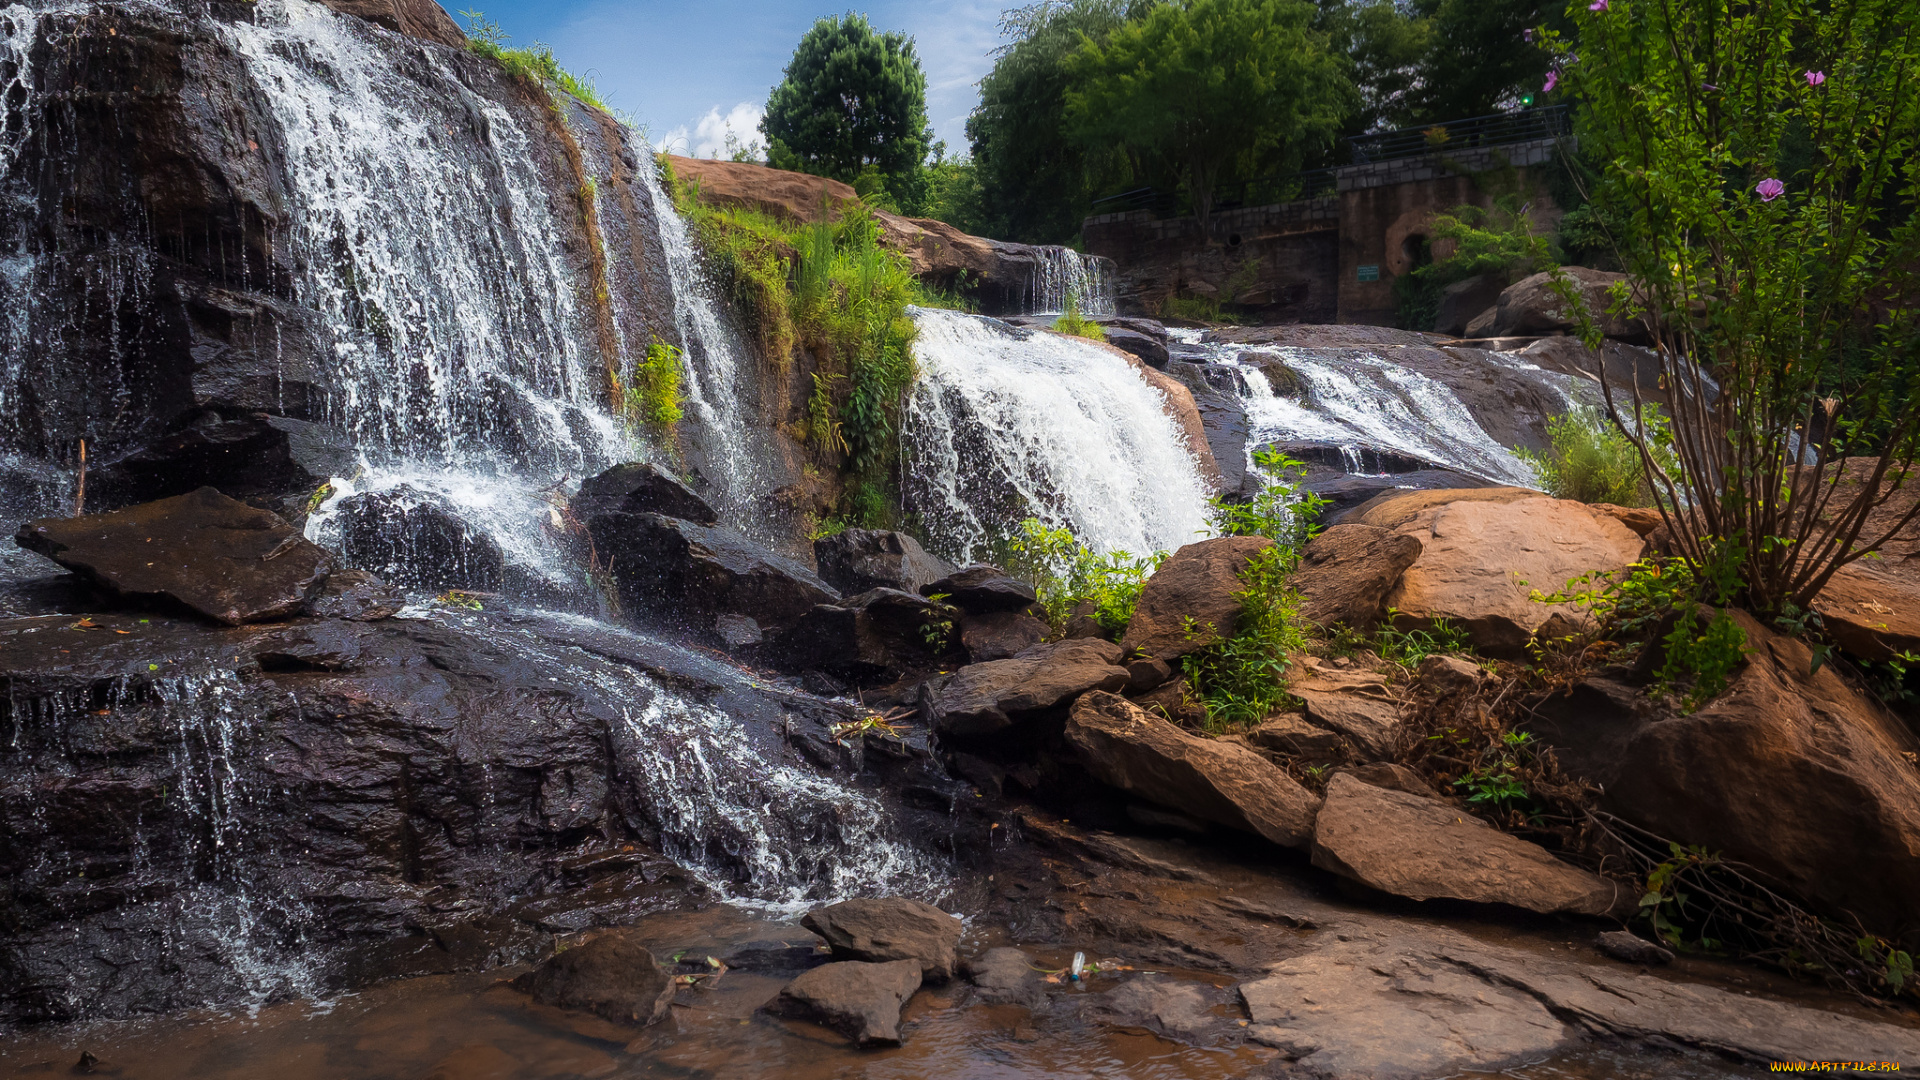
[903,307,1212,561]
[221,0,634,586]
[1029,247,1116,316]
[629,152,773,523]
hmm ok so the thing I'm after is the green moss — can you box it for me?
[1052,293,1107,342]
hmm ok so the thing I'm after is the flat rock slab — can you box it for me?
[768,959,923,1046]
[1242,923,1920,1077]
[1119,536,1272,662]
[926,639,1129,735]
[1066,691,1319,848]
[16,487,331,625]
[964,946,1039,1006]
[1083,974,1239,1047]
[1310,774,1624,915]
[802,897,962,983]
[1293,689,1400,761]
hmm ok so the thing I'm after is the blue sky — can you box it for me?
[459,1,1010,157]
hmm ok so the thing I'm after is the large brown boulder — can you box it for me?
[768,959,922,1046]
[1535,612,1920,939]
[1375,493,1644,655]
[1472,266,1647,342]
[1310,774,1626,916]
[1293,524,1423,630]
[802,897,962,983]
[1064,691,1320,848]
[16,487,332,625]
[1807,459,1920,661]
[924,639,1131,736]
[960,609,1050,663]
[518,931,676,1027]
[1119,536,1274,662]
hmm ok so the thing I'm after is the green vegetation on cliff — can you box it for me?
[661,155,935,527]
[460,10,611,113]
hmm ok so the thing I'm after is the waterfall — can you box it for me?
[1029,247,1116,317]
[903,307,1212,562]
[219,0,633,587]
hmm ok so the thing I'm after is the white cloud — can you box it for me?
[656,101,767,160]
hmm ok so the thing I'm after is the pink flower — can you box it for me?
[1589,0,1609,10]
[1805,70,1826,86]
[1523,28,1533,41]
[1755,178,1786,202]
[1544,70,1559,92]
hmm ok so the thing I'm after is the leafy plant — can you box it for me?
[1537,0,1920,621]
[1052,292,1107,342]
[1517,404,1669,507]
[1210,449,1328,546]
[434,590,485,611]
[1376,611,1471,666]
[1453,764,1529,810]
[1007,518,1164,635]
[1182,544,1311,730]
[622,337,685,432]
[1641,843,1726,951]
[1160,294,1227,323]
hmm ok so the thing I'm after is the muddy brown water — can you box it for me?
[0,906,1756,1080]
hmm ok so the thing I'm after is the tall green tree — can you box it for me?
[1316,0,1434,135]
[1407,0,1550,120]
[966,0,1148,244]
[1063,0,1350,233]
[761,14,933,208]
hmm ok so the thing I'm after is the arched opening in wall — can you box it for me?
[1228,233,1243,248]
[1402,233,1432,273]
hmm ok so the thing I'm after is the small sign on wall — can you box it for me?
[1356,264,1381,282]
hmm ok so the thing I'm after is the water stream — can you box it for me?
[903,308,1212,562]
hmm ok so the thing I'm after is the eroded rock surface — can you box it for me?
[1293,524,1423,630]
[1119,536,1272,662]
[589,512,838,635]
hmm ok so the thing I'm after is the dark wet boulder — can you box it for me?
[920,565,1037,614]
[573,462,717,526]
[1293,524,1423,631]
[1432,273,1506,337]
[1084,974,1238,1046]
[304,568,405,621]
[330,485,506,593]
[1065,691,1319,848]
[1118,536,1273,663]
[1310,774,1624,916]
[588,512,838,635]
[751,588,954,679]
[1100,324,1171,369]
[923,639,1130,736]
[517,931,675,1027]
[89,409,354,511]
[802,897,963,983]
[15,487,331,625]
[813,528,955,595]
[959,609,1049,663]
[767,959,922,1046]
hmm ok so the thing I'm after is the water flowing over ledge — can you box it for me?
[903,307,1212,562]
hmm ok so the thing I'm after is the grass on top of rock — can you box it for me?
[461,10,612,113]
[1050,294,1106,342]
[665,155,969,526]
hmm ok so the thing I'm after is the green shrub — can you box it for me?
[1052,293,1106,342]
[1518,405,1666,507]
[1376,612,1471,667]
[1160,294,1225,323]
[1007,518,1164,636]
[1182,545,1311,730]
[1210,449,1327,545]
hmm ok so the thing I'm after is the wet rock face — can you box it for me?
[574,463,718,526]
[813,529,955,596]
[88,410,355,512]
[16,487,332,625]
[331,486,507,593]
[589,512,839,637]
[921,565,1038,614]
[0,605,874,1027]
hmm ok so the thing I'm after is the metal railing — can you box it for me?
[1347,105,1571,164]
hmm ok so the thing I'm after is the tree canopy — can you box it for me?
[1063,0,1350,231]
[761,14,933,208]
